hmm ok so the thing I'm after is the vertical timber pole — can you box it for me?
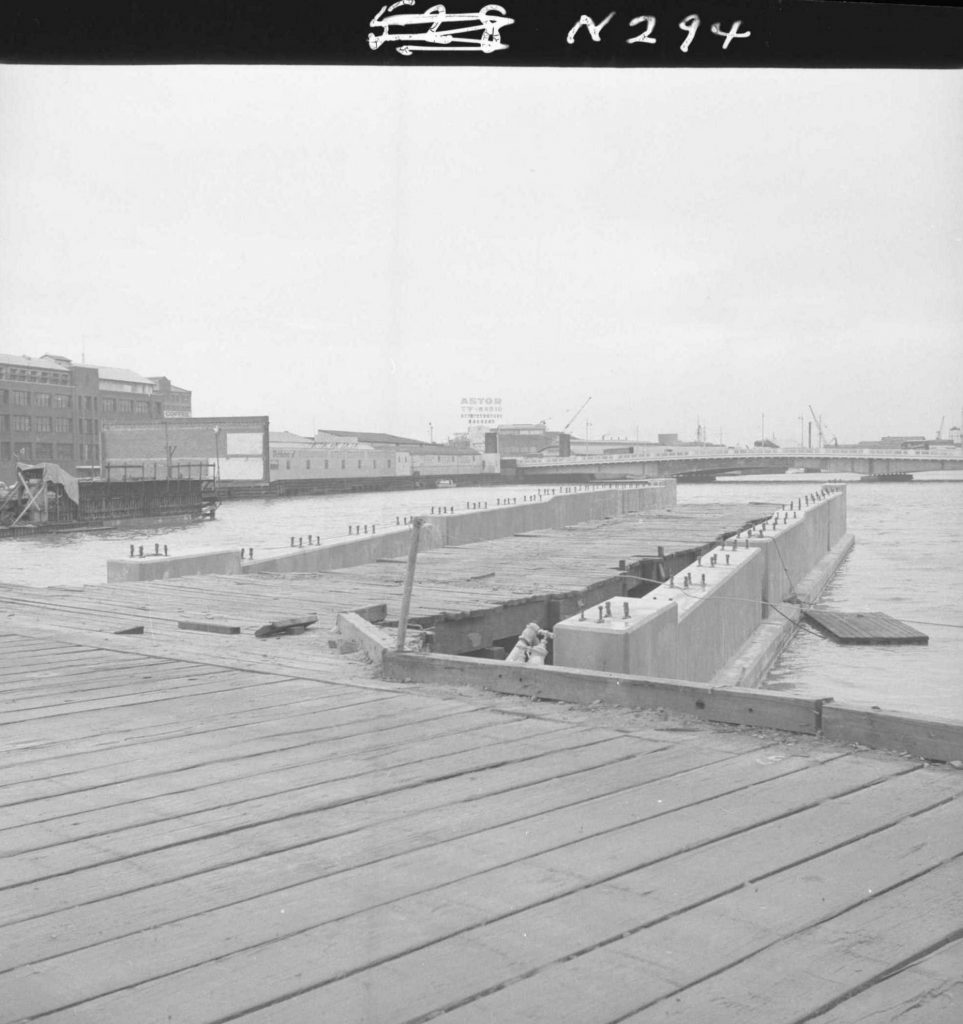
[396,516,425,652]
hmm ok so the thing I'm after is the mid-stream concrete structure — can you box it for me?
[107,481,676,581]
[554,487,851,684]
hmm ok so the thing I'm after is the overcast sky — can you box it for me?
[1,65,960,446]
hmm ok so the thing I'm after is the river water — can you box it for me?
[2,475,961,720]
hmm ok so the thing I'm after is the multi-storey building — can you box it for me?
[0,353,189,483]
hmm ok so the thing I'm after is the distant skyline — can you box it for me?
[1,65,960,447]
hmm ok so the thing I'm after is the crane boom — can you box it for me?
[562,395,592,434]
[807,405,825,448]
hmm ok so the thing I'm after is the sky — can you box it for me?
[1,64,961,447]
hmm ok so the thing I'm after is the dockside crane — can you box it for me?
[808,405,829,449]
[561,395,592,435]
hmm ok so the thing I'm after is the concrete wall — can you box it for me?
[107,547,242,582]
[242,480,676,574]
[554,486,846,684]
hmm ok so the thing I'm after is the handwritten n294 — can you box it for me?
[567,11,750,52]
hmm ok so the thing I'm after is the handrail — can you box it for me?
[515,447,963,468]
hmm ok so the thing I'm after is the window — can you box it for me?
[12,415,30,432]
[53,394,71,409]
[16,442,32,460]
[305,459,311,469]
[285,460,291,470]
[269,460,279,470]
[0,389,8,403]
[54,418,71,433]
[0,441,10,460]
[35,442,54,460]
[12,390,29,406]
[119,399,133,413]
[34,392,51,407]
[102,398,116,413]
[0,414,7,431]
[135,401,148,415]
[35,416,52,432]
[56,443,74,461]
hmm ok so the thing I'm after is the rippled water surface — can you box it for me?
[2,476,961,719]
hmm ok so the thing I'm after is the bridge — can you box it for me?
[514,447,963,481]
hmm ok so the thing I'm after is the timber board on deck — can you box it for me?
[804,608,930,645]
[1,627,962,1023]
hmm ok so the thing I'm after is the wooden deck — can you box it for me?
[1,500,962,1021]
[1,621,962,1023]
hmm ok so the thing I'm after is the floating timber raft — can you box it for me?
[804,609,929,645]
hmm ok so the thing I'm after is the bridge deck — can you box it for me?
[1,626,962,1024]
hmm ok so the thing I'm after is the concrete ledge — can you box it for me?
[383,650,828,734]
[711,532,856,689]
[107,548,242,582]
[821,705,963,764]
[337,612,393,668]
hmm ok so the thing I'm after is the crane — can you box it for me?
[561,395,592,435]
[808,405,827,449]
[937,416,945,441]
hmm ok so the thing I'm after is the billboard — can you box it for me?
[460,396,502,427]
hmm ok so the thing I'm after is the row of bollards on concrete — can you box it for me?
[130,543,169,558]
[240,548,254,560]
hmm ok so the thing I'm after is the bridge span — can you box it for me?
[515,447,963,481]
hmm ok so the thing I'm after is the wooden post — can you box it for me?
[396,516,425,652]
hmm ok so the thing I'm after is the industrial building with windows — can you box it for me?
[0,353,191,484]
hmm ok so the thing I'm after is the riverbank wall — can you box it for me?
[553,486,850,684]
[106,480,676,582]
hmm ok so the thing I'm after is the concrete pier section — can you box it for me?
[554,487,852,685]
[107,480,677,582]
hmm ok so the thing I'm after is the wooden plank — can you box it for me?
[384,651,829,734]
[612,859,963,1024]
[177,620,242,635]
[254,613,318,638]
[822,704,963,763]
[803,937,963,1024]
[804,608,928,644]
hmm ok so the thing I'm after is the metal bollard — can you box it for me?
[623,601,630,619]
[372,525,376,534]
[130,544,135,558]
[605,601,612,617]
[725,553,730,565]
[248,548,253,559]
[701,573,706,588]
[164,545,168,556]
[154,543,159,555]
[291,536,295,546]
[299,537,303,547]
[240,548,245,560]
[597,606,604,623]
[138,545,144,558]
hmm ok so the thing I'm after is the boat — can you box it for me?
[436,478,457,488]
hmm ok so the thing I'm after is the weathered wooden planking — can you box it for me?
[804,608,929,644]
[614,858,963,1024]
[803,936,963,1024]
[423,795,963,1024]
[41,760,928,1024]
